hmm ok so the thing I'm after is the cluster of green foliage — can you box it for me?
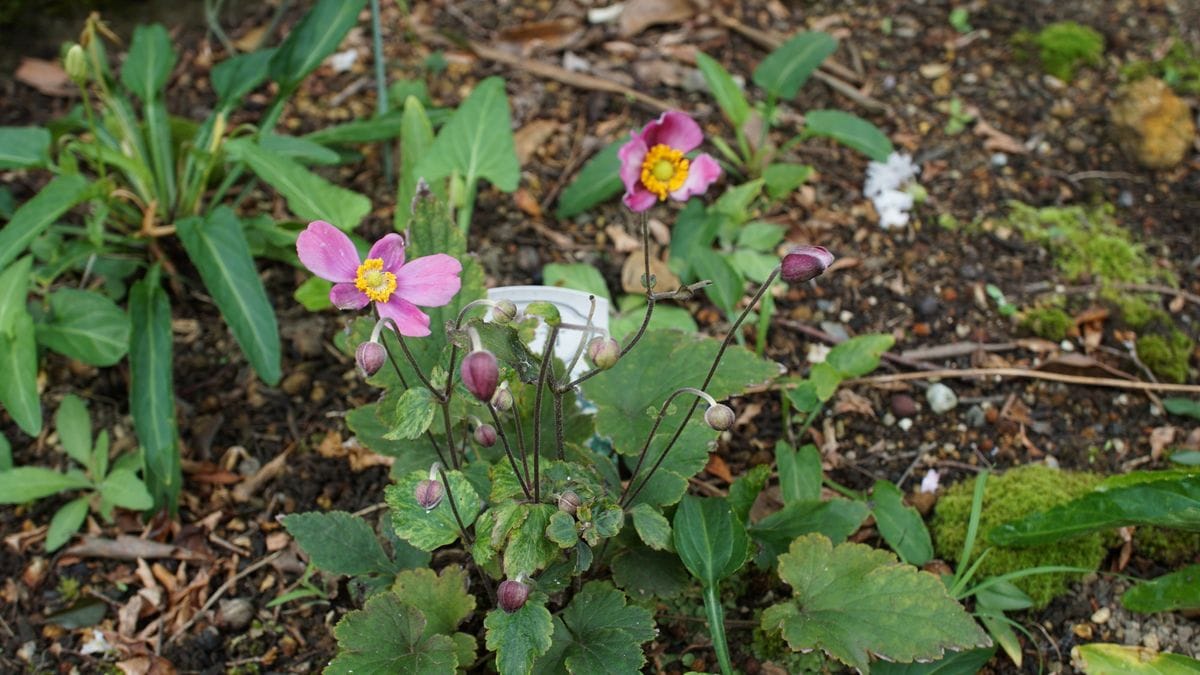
[1136,526,1200,567]
[932,465,1106,607]
[1016,21,1105,82]
[1137,329,1194,384]
[1122,38,1200,95]
[1021,304,1073,341]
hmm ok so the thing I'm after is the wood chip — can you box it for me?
[618,0,694,37]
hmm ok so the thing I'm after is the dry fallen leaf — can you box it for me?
[619,0,694,37]
[974,118,1027,154]
[513,119,559,164]
[1149,425,1176,460]
[498,19,583,52]
[834,388,876,417]
[704,453,734,483]
[605,224,641,253]
[513,188,543,218]
[621,250,679,294]
[15,57,75,97]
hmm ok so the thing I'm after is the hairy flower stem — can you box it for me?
[553,391,565,461]
[620,388,719,508]
[380,318,443,401]
[487,404,533,500]
[532,326,560,502]
[436,466,472,545]
[440,402,460,469]
[622,267,781,507]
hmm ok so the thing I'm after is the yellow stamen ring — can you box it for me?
[640,144,689,201]
[355,258,397,304]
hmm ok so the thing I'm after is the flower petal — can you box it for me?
[622,186,658,212]
[393,254,463,307]
[644,111,703,153]
[330,283,370,310]
[669,153,721,201]
[617,134,648,196]
[377,296,432,337]
[296,220,360,283]
[367,233,406,273]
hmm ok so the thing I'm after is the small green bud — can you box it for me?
[704,403,735,431]
[65,44,88,85]
[524,301,561,326]
[586,337,620,370]
[492,299,518,324]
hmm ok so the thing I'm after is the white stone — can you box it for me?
[926,383,958,414]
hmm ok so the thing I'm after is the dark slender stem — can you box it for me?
[386,326,442,401]
[532,326,559,502]
[553,391,565,460]
[795,405,822,445]
[511,395,530,483]
[619,388,706,508]
[436,466,472,545]
[440,402,459,469]
[487,404,533,499]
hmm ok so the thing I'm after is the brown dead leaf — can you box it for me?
[633,59,688,87]
[833,388,876,417]
[316,430,344,458]
[704,453,734,484]
[974,118,1027,154]
[605,224,641,253]
[15,57,75,97]
[513,189,542,218]
[498,19,583,52]
[647,218,671,247]
[117,655,177,675]
[67,536,207,561]
[1018,424,1044,457]
[619,0,694,37]
[513,119,559,164]
[119,595,145,637]
[1073,306,1110,325]
[1149,426,1176,460]
[266,531,291,552]
[621,250,679,294]
[234,25,268,53]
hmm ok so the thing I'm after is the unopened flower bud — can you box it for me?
[523,301,561,327]
[497,579,530,613]
[492,300,518,324]
[355,341,386,377]
[586,337,620,370]
[461,350,499,402]
[474,424,497,448]
[414,478,444,510]
[491,386,514,412]
[704,403,735,431]
[780,245,835,284]
[64,44,87,85]
[558,490,581,516]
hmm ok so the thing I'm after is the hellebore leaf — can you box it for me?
[532,582,656,675]
[328,592,459,675]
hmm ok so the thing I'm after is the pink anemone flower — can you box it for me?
[296,220,462,337]
[618,110,722,212]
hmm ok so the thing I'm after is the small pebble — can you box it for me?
[821,321,850,342]
[990,152,1008,167]
[891,394,919,417]
[1072,623,1093,639]
[916,295,940,317]
[217,598,255,631]
[964,405,986,428]
[1091,607,1111,624]
[1118,190,1134,208]
[926,383,958,414]
[1143,633,1160,651]
[898,418,913,431]
[882,412,896,427]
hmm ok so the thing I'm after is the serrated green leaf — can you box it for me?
[385,469,480,551]
[612,547,689,599]
[55,394,92,468]
[753,31,837,99]
[485,595,554,675]
[545,510,578,548]
[505,504,559,577]
[97,468,153,512]
[120,25,176,99]
[749,499,869,567]
[268,0,369,92]
[696,52,750,127]
[381,387,438,441]
[631,503,672,551]
[673,496,749,586]
[211,49,274,108]
[763,534,990,673]
[777,442,822,504]
[729,463,770,524]
[328,592,459,675]
[391,566,476,634]
[129,268,179,514]
[417,77,519,199]
[804,110,894,162]
[281,511,393,576]
[534,582,656,675]
[177,207,280,384]
[542,263,610,300]
[46,497,89,552]
[34,289,129,366]
[0,127,51,169]
[0,255,32,339]
[872,479,933,566]
[344,403,440,473]
[826,333,895,378]
[0,312,41,435]
[763,163,813,200]
[0,467,92,503]
[0,174,91,271]
[554,139,624,219]
[1121,564,1200,613]
[1074,643,1200,674]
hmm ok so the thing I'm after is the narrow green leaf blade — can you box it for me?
[1122,565,1200,613]
[128,270,180,514]
[0,126,51,169]
[0,174,91,270]
[872,479,934,566]
[176,207,280,385]
[1074,643,1200,674]
[752,31,837,100]
[418,77,519,192]
[804,110,894,162]
[555,139,623,219]
[696,52,751,127]
[395,96,437,230]
[281,511,394,576]
[0,255,32,338]
[46,497,90,552]
[269,0,369,91]
[55,394,92,468]
[35,289,130,366]
[0,312,42,434]
[211,49,274,108]
[120,24,177,99]
[0,467,92,503]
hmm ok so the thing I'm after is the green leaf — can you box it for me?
[0,255,32,338]
[258,133,341,165]
[872,479,934,566]
[504,504,559,577]
[534,582,656,675]
[1074,643,1200,674]
[729,463,770,524]
[974,579,1033,612]
[631,503,673,551]
[673,496,749,587]
[612,547,689,598]
[545,511,578,548]
[668,199,720,282]
[763,163,813,200]
[0,313,41,435]
[294,276,333,311]
[1170,450,1200,466]
[345,402,440,473]
[542,263,610,300]
[281,511,393,576]
[736,222,787,251]
[762,534,991,673]
[696,52,750,127]
[777,442,822,504]
[804,110,894,162]
[826,333,895,377]
[328,592,459,675]
[714,179,764,222]
[809,362,841,401]
[871,647,997,675]
[749,499,869,567]
[418,76,519,201]
[692,248,744,319]
[268,0,369,91]
[304,111,406,145]
[0,467,92,503]
[211,49,274,108]
[46,497,89,552]
[0,174,91,270]
[128,269,180,514]
[0,432,11,471]
[1121,565,1200,613]
[989,475,1200,546]
[97,468,153,512]
[1163,397,1200,421]
[753,31,837,100]
[120,25,176,99]
[91,431,110,488]
[555,140,623,219]
[381,387,438,441]
[0,126,51,170]
[609,296,697,342]
[34,289,129,366]
[55,395,92,468]
[391,567,476,634]
[485,594,554,675]
[385,469,480,551]
[395,97,437,230]
[224,138,371,230]
[177,207,280,384]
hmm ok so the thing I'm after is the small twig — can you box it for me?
[900,341,1019,362]
[169,551,283,643]
[351,502,388,518]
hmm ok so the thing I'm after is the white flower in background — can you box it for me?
[920,469,941,494]
[863,152,921,228]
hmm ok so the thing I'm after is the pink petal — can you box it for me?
[330,283,369,310]
[296,221,360,283]
[393,254,463,307]
[622,186,658,212]
[618,134,649,197]
[377,297,432,337]
[367,233,406,273]
[643,111,703,153]
[670,153,721,201]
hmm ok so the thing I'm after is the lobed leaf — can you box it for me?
[391,566,476,635]
[485,594,554,675]
[281,511,393,577]
[533,582,656,675]
[385,469,480,551]
[328,592,459,674]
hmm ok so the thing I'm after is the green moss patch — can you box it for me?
[1122,38,1200,95]
[1021,305,1073,341]
[1029,21,1105,81]
[1137,330,1194,384]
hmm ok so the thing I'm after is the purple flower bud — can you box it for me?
[586,337,620,370]
[414,478,444,510]
[704,403,736,431]
[474,424,497,447]
[558,490,581,516]
[780,245,835,284]
[356,341,387,377]
[461,350,499,402]
[497,579,530,613]
[492,300,518,324]
[491,386,514,412]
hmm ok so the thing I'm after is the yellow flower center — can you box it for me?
[355,258,397,303]
[640,144,689,200]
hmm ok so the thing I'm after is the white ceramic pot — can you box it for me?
[486,286,610,380]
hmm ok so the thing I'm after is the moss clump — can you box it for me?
[1135,527,1200,566]
[1122,39,1200,95]
[1031,21,1105,81]
[932,465,1107,608]
[1102,290,1167,329]
[1136,330,1193,383]
[1006,201,1172,286]
[1021,305,1074,341]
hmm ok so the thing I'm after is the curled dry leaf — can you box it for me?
[974,118,1027,154]
[605,224,641,253]
[513,119,560,164]
[621,249,680,294]
[618,0,694,37]
[1149,425,1176,460]
[834,388,876,417]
